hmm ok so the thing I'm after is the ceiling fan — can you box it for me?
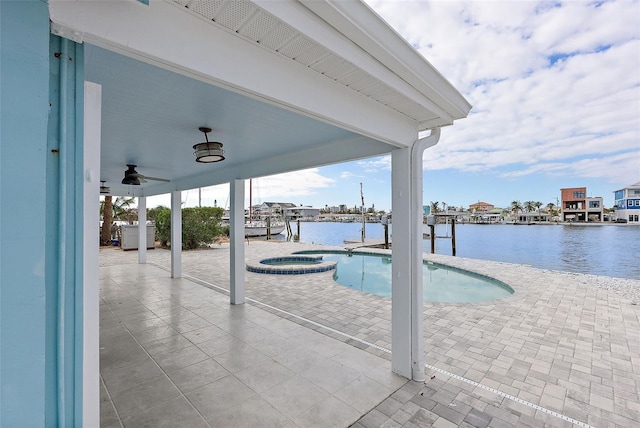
[121,164,170,185]
[100,181,111,195]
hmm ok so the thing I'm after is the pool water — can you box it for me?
[295,251,513,303]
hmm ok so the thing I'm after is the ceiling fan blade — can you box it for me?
[142,176,170,182]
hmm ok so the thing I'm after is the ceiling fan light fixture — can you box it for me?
[122,175,141,185]
[194,127,225,163]
[122,164,141,185]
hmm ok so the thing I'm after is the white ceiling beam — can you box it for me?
[259,0,471,126]
[49,0,418,146]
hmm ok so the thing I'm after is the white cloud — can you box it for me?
[357,156,391,172]
[366,0,640,182]
[340,171,363,179]
[248,168,335,203]
[147,169,335,208]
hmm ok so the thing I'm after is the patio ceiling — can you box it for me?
[85,44,384,197]
[50,0,471,197]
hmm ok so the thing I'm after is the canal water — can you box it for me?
[273,221,639,279]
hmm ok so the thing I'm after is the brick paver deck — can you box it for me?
[101,241,640,427]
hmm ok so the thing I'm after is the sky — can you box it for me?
[150,0,639,212]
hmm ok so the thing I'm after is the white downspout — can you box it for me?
[409,127,440,381]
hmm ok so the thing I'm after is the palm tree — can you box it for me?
[546,202,555,213]
[533,201,543,221]
[510,200,523,223]
[534,201,543,212]
[430,201,440,214]
[524,200,535,213]
[523,201,535,224]
[100,196,113,245]
[100,196,135,245]
[112,197,136,223]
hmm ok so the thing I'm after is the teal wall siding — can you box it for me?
[47,35,85,426]
[1,2,52,426]
[1,2,85,426]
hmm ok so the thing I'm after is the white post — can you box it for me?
[391,147,413,379]
[391,129,440,382]
[138,196,147,264]
[82,81,101,428]
[408,128,440,381]
[409,143,426,382]
[229,179,245,304]
[171,190,182,278]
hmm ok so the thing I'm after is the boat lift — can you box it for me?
[426,214,457,256]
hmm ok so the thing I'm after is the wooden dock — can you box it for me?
[343,238,389,250]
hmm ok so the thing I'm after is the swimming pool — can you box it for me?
[294,251,514,303]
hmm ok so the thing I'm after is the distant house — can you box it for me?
[560,187,603,222]
[614,182,640,223]
[253,202,298,219]
[283,206,320,220]
[469,201,494,212]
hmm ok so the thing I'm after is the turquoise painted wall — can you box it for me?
[1,2,52,426]
[1,2,85,425]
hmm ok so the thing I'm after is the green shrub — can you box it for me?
[151,206,225,250]
[182,207,225,250]
[153,207,171,247]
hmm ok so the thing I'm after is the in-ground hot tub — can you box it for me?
[246,256,337,275]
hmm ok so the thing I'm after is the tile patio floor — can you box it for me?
[100,241,640,427]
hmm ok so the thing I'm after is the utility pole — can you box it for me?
[360,182,365,242]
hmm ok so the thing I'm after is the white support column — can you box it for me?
[170,190,182,278]
[391,128,440,382]
[82,81,101,428]
[409,141,426,383]
[391,147,413,379]
[229,179,246,304]
[138,196,147,264]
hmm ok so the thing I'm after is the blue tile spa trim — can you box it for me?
[247,256,337,275]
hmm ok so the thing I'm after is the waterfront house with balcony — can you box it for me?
[586,196,604,222]
[560,187,603,222]
[561,187,586,221]
[614,182,640,223]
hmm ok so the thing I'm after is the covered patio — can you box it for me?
[2,0,471,425]
[99,249,406,427]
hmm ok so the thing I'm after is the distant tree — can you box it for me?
[430,201,440,214]
[534,201,543,214]
[546,202,554,213]
[441,202,448,212]
[524,200,535,213]
[510,200,523,221]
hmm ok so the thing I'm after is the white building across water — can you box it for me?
[1,1,470,425]
[614,182,640,223]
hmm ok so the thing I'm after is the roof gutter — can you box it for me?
[409,126,440,381]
